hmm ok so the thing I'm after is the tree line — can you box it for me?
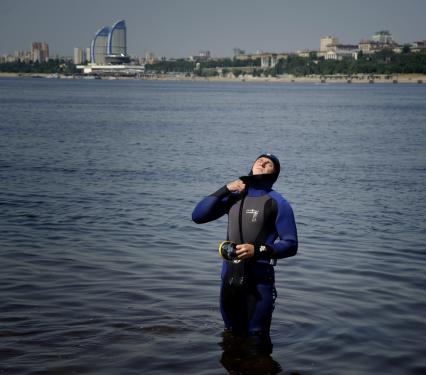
[1,51,425,76]
[145,51,426,76]
[269,50,426,76]
[0,59,77,74]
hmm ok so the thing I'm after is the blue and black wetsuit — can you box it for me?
[192,173,298,335]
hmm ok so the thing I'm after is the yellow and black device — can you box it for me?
[218,241,238,261]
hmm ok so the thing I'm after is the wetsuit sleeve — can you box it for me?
[192,185,232,224]
[254,194,298,259]
[271,198,298,259]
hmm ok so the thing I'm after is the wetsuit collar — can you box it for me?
[240,174,274,196]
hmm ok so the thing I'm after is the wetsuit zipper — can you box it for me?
[238,195,246,244]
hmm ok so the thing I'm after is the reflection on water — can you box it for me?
[219,331,283,375]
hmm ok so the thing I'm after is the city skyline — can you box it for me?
[1,0,425,58]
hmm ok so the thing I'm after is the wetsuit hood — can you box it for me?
[241,153,281,190]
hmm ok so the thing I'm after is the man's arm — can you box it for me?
[191,186,231,224]
[254,192,298,259]
[271,197,298,258]
[192,180,245,224]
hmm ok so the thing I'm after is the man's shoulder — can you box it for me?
[267,190,286,202]
[267,190,293,209]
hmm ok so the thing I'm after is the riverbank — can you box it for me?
[164,73,426,84]
[1,71,425,83]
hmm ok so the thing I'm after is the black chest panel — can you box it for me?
[227,194,276,244]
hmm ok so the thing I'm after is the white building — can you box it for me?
[320,36,339,52]
[73,48,86,65]
[77,63,145,75]
[411,40,426,53]
[324,44,358,60]
[85,48,91,63]
[372,31,394,45]
[259,53,278,68]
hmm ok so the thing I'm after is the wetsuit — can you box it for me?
[192,174,298,335]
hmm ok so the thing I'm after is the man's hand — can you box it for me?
[236,244,255,260]
[226,179,246,193]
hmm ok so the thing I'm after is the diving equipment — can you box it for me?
[219,241,239,262]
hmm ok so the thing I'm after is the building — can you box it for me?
[73,47,86,65]
[78,63,145,76]
[324,44,359,60]
[1,51,32,63]
[233,51,289,67]
[144,52,157,64]
[258,52,290,68]
[234,53,252,62]
[107,20,126,56]
[233,48,245,57]
[190,50,211,61]
[297,50,312,58]
[91,26,110,64]
[259,53,278,68]
[90,20,129,65]
[105,20,129,64]
[199,50,211,59]
[78,19,143,75]
[32,42,49,62]
[320,36,339,52]
[85,48,91,63]
[359,31,398,54]
[372,30,394,45]
[411,40,426,53]
[358,40,382,54]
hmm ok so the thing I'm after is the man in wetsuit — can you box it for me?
[192,154,298,337]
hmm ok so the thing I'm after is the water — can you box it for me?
[0,78,425,374]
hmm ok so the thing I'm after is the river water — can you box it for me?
[0,78,425,374]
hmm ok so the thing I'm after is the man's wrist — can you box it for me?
[211,185,231,198]
[254,243,274,259]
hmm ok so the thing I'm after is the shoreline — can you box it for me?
[0,72,425,84]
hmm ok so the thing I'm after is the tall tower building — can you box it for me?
[32,42,49,62]
[73,48,86,64]
[90,26,110,64]
[85,48,91,63]
[107,20,126,56]
[90,20,129,65]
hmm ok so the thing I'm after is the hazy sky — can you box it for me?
[1,0,425,58]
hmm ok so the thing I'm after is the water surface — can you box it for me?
[0,78,425,374]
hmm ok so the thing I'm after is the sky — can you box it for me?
[1,0,425,58]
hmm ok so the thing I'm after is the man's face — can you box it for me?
[252,157,275,175]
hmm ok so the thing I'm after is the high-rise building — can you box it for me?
[85,48,91,63]
[91,26,110,64]
[107,20,126,56]
[74,47,86,64]
[32,42,49,62]
[90,20,129,65]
